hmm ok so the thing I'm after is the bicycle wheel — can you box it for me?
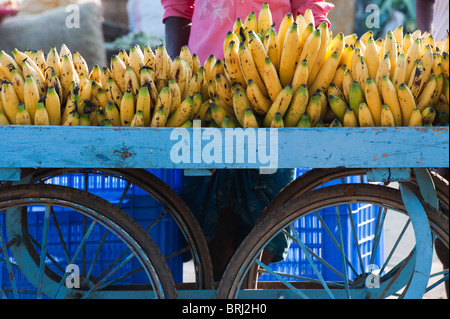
[217,184,449,299]
[19,168,213,290]
[0,184,177,299]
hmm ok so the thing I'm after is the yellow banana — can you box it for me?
[405,39,421,82]
[358,102,375,127]
[342,69,353,102]
[375,53,391,92]
[1,82,20,124]
[233,87,252,127]
[180,45,193,74]
[215,73,233,105]
[416,75,438,111]
[168,79,181,115]
[270,112,284,128]
[332,64,348,93]
[15,103,32,125]
[191,92,203,120]
[305,92,323,127]
[350,47,362,76]
[328,94,348,123]
[60,55,78,98]
[44,87,61,126]
[402,33,412,55]
[0,50,21,81]
[46,70,63,103]
[184,73,202,99]
[170,57,189,98]
[154,85,172,124]
[12,48,45,84]
[265,27,280,71]
[291,59,309,93]
[111,55,127,94]
[0,110,9,125]
[298,22,315,56]
[124,66,140,98]
[263,85,293,127]
[279,22,300,87]
[73,51,89,79]
[117,48,129,66]
[223,31,240,59]
[303,9,315,28]
[408,60,425,99]
[277,13,294,62]
[262,57,283,101]
[105,101,121,126]
[348,81,364,119]
[100,67,113,89]
[384,31,397,78]
[130,110,144,127]
[242,108,259,128]
[421,45,434,87]
[129,44,145,79]
[224,40,246,88]
[89,64,102,84]
[166,96,194,127]
[143,45,155,69]
[247,30,269,77]
[62,109,80,126]
[34,101,50,125]
[364,78,383,126]
[238,41,268,97]
[61,93,79,124]
[45,47,61,79]
[381,104,396,127]
[343,107,358,127]
[393,26,404,47]
[211,103,234,127]
[119,91,135,126]
[421,106,436,124]
[392,53,407,91]
[22,59,46,97]
[429,72,445,106]
[381,76,402,126]
[442,52,449,78]
[0,65,9,82]
[309,22,330,85]
[136,86,152,126]
[364,37,380,80]
[284,84,309,127]
[258,3,272,38]
[105,77,123,108]
[243,11,258,41]
[23,75,40,123]
[246,78,272,115]
[325,33,345,64]
[10,68,25,102]
[340,44,354,69]
[309,52,339,96]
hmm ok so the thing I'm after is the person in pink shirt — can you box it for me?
[161,0,333,281]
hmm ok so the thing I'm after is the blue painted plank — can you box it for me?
[0,126,448,169]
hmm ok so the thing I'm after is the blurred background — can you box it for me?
[0,0,418,69]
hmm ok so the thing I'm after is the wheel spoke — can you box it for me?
[334,206,351,299]
[347,204,365,274]
[50,206,70,264]
[379,219,411,275]
[0,222,18,299]
[37,205,51,299]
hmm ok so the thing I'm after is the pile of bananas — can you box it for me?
[0,4,449,128]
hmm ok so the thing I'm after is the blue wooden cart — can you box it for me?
[0,125,448,299]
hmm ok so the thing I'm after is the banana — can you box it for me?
[298,22,315,56]
[154,85,172,124]
[442,52,449,78]
[181,120,194,128]
[136,86,152,126]
[203,54,217,85]
[297,29,321,78]
[15,103,32,125]
[45,86,61,125]
[10,68,25,102]
[265,27,280,71]
[417,75,438,111]
[297,113,311,127]
[166,96,194,127]
[364,78,383,126]
[73,51,89,80]
[263,85,293,127]
[12,48,45,84]
[277,13,294,61]
[243,11,258,40]
[118,48,129,66]
[79,112,91,126]
[342,69,353,102]
[61,93,80,124]
[340,44,354,69]
[375,53,391,92]
[60,44,72,60]
[89,65,102,84]
[238,41,269,98]
[309,52,339,96]
[111,55,128,94]
[384,31,397,77]
[343,107,358,127]
[23,75,40,123]
[328,94,348,123]
[258,3,272,38]
[408,60,425,99]
[215,73,233,105]
[309,22,330,85]
[105,101,120,126]
[296,12,307,34]
[325,33,345,64]
[421,106,436,123]
[279,22,300,87]
[191,92,203,120]
[364,37,380,80]
[129,44,145,79]
[168,79,181,115]
[96,88,109,110]
[223,31,240,59]
[192,54,201,76]
[405,39,422,82]
[328,82,346,103]
[233,87,252,127]
[62,109,80,126]
[34,101,50,125]
[303,8,315,28]
[392,53,407,91]
[22,59,46,97]
[381,76,402,126]
[224,41,246,88]
[170,57,189,98]
[284,84,309,127]
[348,81,364,119]
[0,110,9,125]
[184,72,202,99]
[100,67,113,88]
[233,17,244,42]
[350,47,362,76]
[381,104,396,127]
[245,30,268,79]
[124,66,140,98]
[402,33,412,55]
[262,57,282,101]
[46,70,63,104]
[305,92,323,127]
[246,78,272,115]
[1,82,20,124]
[60,55,78,98]
[330,118,343,127]
[197,100,212,124]
[180,45,193,74]
[45,47,61,79]
[0,65,9,82]
[210,59,226,83]
[222,114,236,128]
[393,26,404,47]
[344,33,357,46]
[0,50,21,81]
[211,103,233,127]
[421,45,434,87]
[243,108,259,128]
[143,45,155,69]
[429,72,445,106]
[358,102,375,127]
[105,77,123,107]
[291,59,309,93]
[270,112,284,128]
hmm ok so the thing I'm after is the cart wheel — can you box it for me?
[264,168,449,216]
[19,168,213,290]
[0,184,177,299]
[217,184,449,299]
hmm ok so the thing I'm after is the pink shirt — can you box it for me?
[161,0,334,64]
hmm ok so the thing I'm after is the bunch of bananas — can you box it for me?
[0,4,449,128]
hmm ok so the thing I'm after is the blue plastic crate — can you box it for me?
[259,168,384,282]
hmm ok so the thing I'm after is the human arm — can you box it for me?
[415,0,435,32]
[291,0,334,27]
[161,0,195,59]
